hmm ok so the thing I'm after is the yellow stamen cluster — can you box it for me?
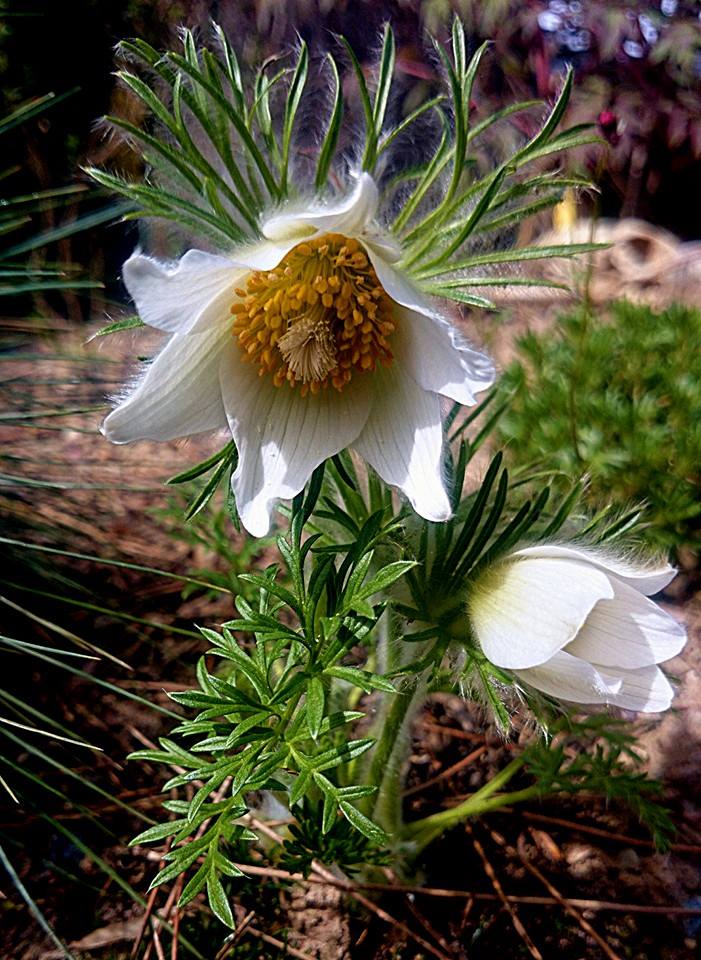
[231,233,396,395]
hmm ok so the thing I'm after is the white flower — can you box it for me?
[468,544,686,713]
[102,174,495,536]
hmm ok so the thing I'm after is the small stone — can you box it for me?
[617,848,640,870]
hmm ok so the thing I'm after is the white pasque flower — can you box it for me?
[102,173,495,536]
[468,544,686,713]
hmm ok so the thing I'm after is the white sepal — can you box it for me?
[566,577,686,669]
[219,352,372,537]
[262,173,379,241]
[513,544,676,596]
[392,304,496,405]
[123,250,243,336]
[515,650,621,705]
[469,556,614,669]
[597,664,675,713]
[353,362,451,523]
[102,325,231,442]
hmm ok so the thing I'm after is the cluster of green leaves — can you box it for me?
[279,796,392,878]
[166,440,240,526]
[497,300,701,551]
[522,715,675,849]
[124,427,679,927]
[86,20,363,248]
[89,19,602,312]
[129,473,412,928]
[389,20,603,303]
[89,23,306,247]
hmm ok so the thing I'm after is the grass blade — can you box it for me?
[0,843,75,959]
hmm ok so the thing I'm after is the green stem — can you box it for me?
[402,757,538,854]
[363,677,427,834]
[374,609,391,676]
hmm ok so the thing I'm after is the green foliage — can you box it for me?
[0,95,121,299]
[89,19,602,312]
[393,40,603,296]
[128,498,410,921]
[402,714,675,853]
[167,441,240,524]
[523,715,675,850]
[127,432,678,927]
[280,797,392,877]
[497,300,701,551]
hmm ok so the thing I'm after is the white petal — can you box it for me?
[231,236,304,272]
[513,544,676,596]
[469,556,614,669]
[359,230,402,263]
[219,356,372,537]
[353,363,451,523]
[235,174,399,273]
[368,249,441,317]
[598,664,675,713]
[598,666,674,713]
[262,173,379,241]
[102,326,230,442]
[123,250,243,335]
[566,577,687,668]
[515,650,621,704]
[392,304,496,405]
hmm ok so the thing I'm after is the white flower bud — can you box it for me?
[468,544,686,713]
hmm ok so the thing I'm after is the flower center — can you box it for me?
[231,233,396,395]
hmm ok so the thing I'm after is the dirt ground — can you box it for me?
[1,253,700,958]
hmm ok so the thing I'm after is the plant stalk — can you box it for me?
[362,676,427,835]
[401,756,539,854]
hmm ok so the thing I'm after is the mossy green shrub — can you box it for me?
[497,300,701,553]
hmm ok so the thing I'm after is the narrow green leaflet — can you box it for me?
[207,871,236,929]
[338,801,389,845]
[87,316,145,340]
[306,676,325,739]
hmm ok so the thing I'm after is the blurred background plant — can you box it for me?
[496,300,701,555]
[3,2,700,248]
[0,13,250,945]
[422,0,701,236]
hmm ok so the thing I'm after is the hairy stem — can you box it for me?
[401,756,539,854]
[362,676,427,835]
